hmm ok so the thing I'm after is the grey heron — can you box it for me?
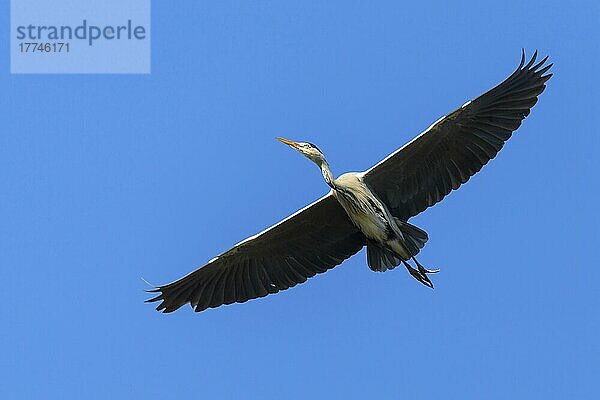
[147,50,552,313]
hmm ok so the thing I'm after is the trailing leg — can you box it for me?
[412,257,440,275]
[402,257,439,288]
[402,260,434,288]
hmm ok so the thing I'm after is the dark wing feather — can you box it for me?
[363,50,552,220]
[146,194,365,313]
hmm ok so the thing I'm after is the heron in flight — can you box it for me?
[147,50,552,313]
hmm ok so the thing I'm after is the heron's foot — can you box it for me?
[402,260,435,289]
[412,257,440,275]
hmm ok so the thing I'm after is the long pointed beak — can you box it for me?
[277,137,300,149]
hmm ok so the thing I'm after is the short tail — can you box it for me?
[396,219,428,258]
[367,241,402,272]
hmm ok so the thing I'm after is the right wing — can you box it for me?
[363,50,552,220]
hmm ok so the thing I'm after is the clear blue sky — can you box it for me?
[2,1,599,399]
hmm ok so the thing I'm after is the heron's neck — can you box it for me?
[319,160,335,189]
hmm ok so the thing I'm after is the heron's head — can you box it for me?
[277,137,326,165]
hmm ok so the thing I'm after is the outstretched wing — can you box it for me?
[363,50,552,220]
[147,193,365,313]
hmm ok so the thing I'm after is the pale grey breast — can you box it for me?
[332,173,390,242]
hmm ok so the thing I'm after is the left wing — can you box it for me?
[146,193,365,313]
[363,50,552,220]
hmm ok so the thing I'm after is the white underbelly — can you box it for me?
[333,192,389,241]
[350,211,388,241]
[331,174,394,242]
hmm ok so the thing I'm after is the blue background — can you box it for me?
[2,1,598,398]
